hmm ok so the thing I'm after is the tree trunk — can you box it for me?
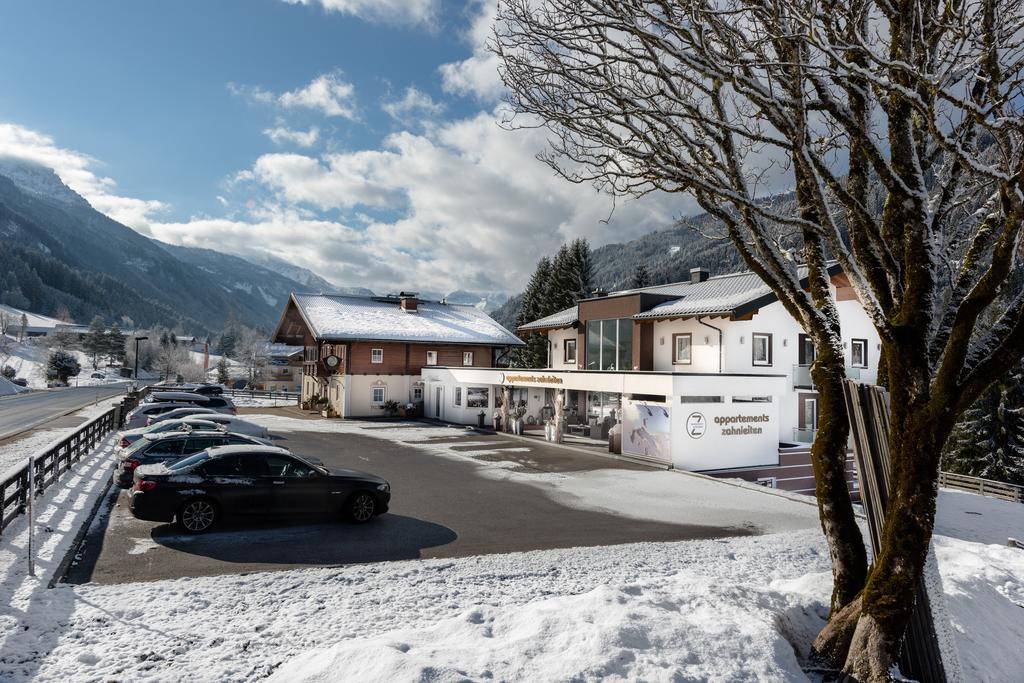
[840,356,953,680]
[809,347,869,614]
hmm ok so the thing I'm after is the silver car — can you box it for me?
[123,402,213,430]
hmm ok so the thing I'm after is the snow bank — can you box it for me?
[933,489,1024,681]
[272,573,829,683]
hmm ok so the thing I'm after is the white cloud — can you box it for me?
[229,72,357,120]
[280,0,438,27]
[438,0,504,101]
[278,72,357,119]
[263,126,320,147]
[0,123,167,233]
[163,106,688,294]
[382,87,445,125]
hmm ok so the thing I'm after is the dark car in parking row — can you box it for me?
[129,445,391,533]
[113,431,268,488]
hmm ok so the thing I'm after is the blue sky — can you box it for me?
[0,0,683,294]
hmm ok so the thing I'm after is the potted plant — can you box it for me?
[382,399,400,417]
[316,396,330,417]
[512,405,527,435]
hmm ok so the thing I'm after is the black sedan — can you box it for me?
[129,445,390,533]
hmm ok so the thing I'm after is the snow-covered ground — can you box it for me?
[3,337,127,390]
[0,416,1021,682]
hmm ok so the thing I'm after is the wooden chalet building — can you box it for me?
[272,292,523,417]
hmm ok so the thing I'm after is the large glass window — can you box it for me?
[851,339,868,368]
[585,318,634,371]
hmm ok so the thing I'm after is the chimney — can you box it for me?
[399,291,418,312]
[690,267,710,284]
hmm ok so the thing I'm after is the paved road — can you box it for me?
[64,421,795,585]
[0,384,132,441]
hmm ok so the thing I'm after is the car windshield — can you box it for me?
[121,438,152,456]
[167,450,211,470]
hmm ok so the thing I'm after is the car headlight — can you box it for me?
[377,483,390,493]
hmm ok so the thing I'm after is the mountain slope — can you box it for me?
[0,159,310,332]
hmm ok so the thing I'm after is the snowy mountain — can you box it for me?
[241,252,346,293]
[0,160,316,332]
[0,156,91,209]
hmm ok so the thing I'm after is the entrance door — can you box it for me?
[435,387,442,418]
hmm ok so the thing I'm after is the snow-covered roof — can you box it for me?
[518,306,578,331]
[260,342,303,358]
[634,272,774,319]
[289,294,524,346]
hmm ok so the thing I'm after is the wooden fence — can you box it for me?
[938,471,1023,503]
[0,389,145,538]
[843,380,948,683]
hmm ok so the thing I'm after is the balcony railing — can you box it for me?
[792,364,862,388]
[792,427,817,443]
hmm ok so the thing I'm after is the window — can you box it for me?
[673,333,692,365]
[201,456,241,476]
[266,454,317,478]
[413,386,423,401]
[851,338,868,368]
[371,386,386,405]
[585,318,634,371]
[144,440,185,457]
[752,333,773,366]
[679,395,723,403]
[454,386,463,406]
[466,387,489,408]
[798,334,815,366]
[564,339,577,364]
[463,351,474,366]
[426,350,438,365]
[371,348,384,364]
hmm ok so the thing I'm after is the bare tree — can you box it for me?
[233,325,269,388]
[494,0,1024,678]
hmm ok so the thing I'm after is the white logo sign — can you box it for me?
[686,412,706,439]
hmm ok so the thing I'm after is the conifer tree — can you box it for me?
[105,325,126,364]
[514,257,553,368]
[82,316,106,370]
[216,356,230,385]
[631,264,652,289]
[943,363,1024,485]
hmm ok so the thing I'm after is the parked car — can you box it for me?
[90,372,105,379]
[118,417,272,451]
[123,402,219,430]
[147,391,236,414]
[157,383,223,396]
[144,406,218,426]
[11,378,27,387]
[172,415,270,440]
[129,445,391,532]
[112,430,268,488]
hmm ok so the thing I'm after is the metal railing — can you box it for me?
[223,388,300,402]
[939,471,1023,503]
[792,427,816,443]
[0,389,145,537]
[792,364,862,388]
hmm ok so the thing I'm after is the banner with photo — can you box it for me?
[622,399,672,464]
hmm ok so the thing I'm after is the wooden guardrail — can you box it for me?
[938,471,1023,503]
[843,380,948,683]
[0,388,145,538]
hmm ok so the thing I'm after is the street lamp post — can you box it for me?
[133,336,149,385]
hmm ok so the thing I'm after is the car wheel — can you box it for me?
[177,499,218,533]
[344,492,377,524]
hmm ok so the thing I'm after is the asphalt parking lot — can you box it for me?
[64,413,818,585]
